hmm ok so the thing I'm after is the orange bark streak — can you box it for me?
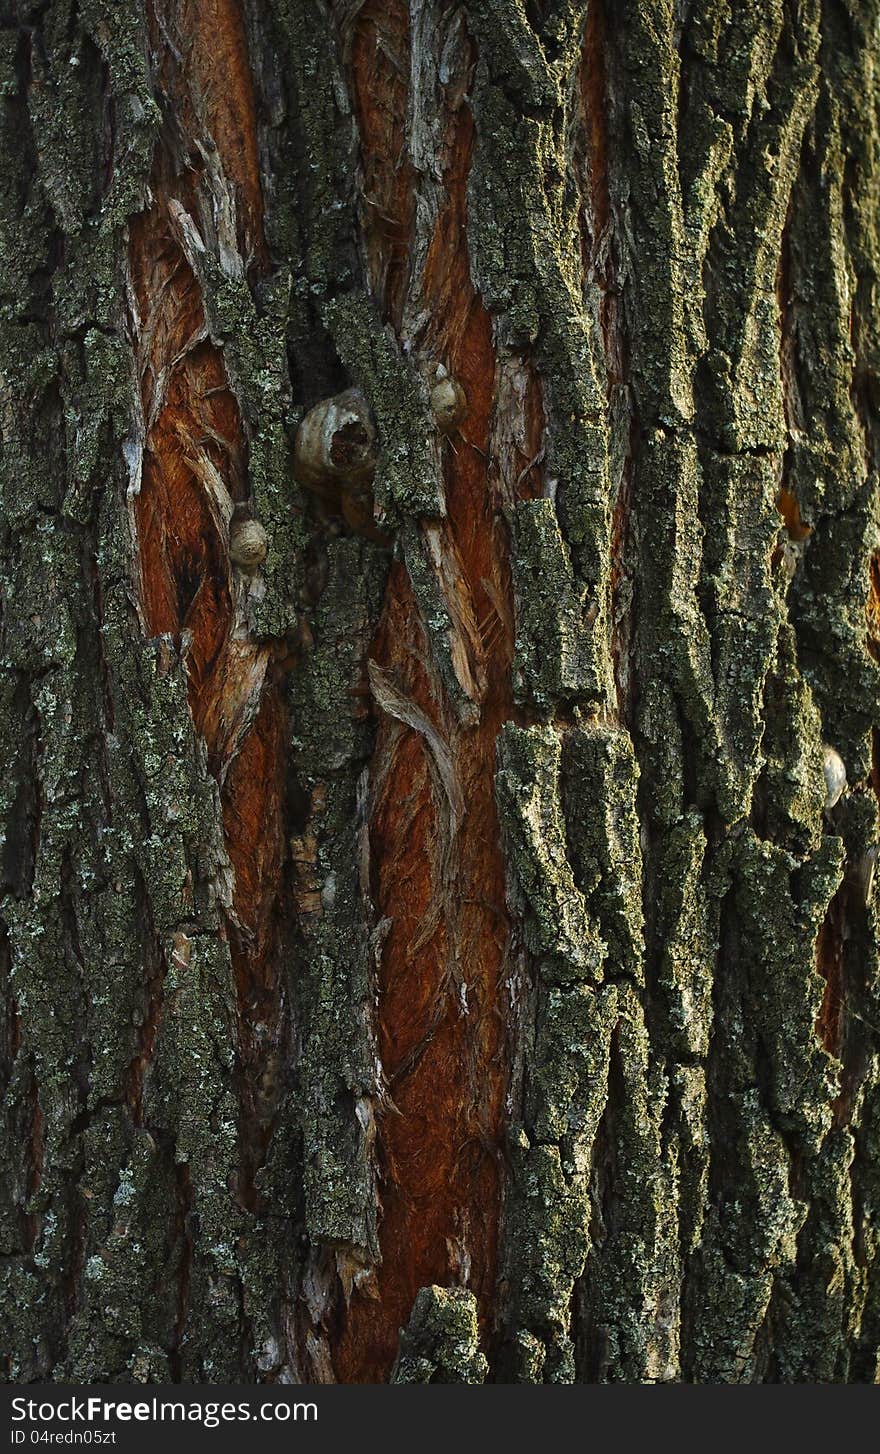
[129,2,284,1195]
[333,85,511,1378]
[349,0,414,330]
[153,0,269,267]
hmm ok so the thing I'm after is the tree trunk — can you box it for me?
[2,0,880,1385]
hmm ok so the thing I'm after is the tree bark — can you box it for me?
[2,0,880,1384]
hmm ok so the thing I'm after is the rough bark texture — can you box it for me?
[2,0,880,1385]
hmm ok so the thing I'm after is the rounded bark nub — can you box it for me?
[430,372,467,434]
[822,745,847,810]
[229,518,268,572]
[293,389,378,498]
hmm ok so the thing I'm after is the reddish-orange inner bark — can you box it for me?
[155,0,269,269]
[580,0,611,279]
[333,67,512,1375]
[776,485,813,541]
[349,0,415,333]
[866,552,880,659]
[129,2,284,1200]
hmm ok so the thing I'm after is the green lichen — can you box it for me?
[391,1286,487,1384]
[496,723,603,983]
[324,293,443,523]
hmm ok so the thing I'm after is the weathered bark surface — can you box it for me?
[2,0,880,1384]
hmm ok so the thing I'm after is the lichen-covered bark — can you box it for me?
[2,0,880,1385]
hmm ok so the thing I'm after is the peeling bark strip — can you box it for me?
[331,10,511,1381]
[128,0,287,1204]
[5,0,880,1386]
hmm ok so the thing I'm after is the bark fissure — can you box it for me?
[128,0,289,1215]
[332,9,511,1382]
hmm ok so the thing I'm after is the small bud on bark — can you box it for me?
[823,745,847,810]
[430,374,467,434]
[229,518,268,572]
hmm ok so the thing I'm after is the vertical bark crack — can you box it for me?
[128,0,288,1264]
[331,17,511,1381]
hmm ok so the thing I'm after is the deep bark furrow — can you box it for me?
[131,0,290,1249]
[332,4,511,1382]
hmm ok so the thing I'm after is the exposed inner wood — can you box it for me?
[867,552,880,662]
[153,0,269,271]
[348,0,415,333]
[129,0,284,1203]
[331,34,513,1380]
